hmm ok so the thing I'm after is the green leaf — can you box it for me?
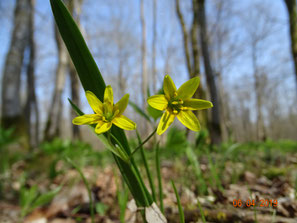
[95,202,108,216]
[31,186,62,210]
[129,101,151,123]
[51,0,152,208]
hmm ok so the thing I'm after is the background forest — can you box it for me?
[1,0,297,222]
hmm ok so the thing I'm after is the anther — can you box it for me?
[173,110,178,114]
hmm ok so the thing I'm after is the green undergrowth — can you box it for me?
[1,125,297,218]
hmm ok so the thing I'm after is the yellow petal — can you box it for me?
[104,85,114,104]
[115,94,129,115]
[113,115,136,130]
[85,91,103,114]
[163,75,177,99]
[95,122,112,134]
[177,77,200,100]
[177,110,200,131]
[183,99,213,110]
[147,95,168,111]
[157,110,175,135]
[72,114,101,125]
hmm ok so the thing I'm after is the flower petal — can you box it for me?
[104,85,114,105]
[163,75,177,99]
[177,110,200,131]
[113,115,136,130]
[183,99,213,110]
[85,91,103,114]
[177,77,200,100]
[157,110,175,135]
[115,94,129,115]
[95,122,112,134]
[72,114,101,125]
[147,95,168,111]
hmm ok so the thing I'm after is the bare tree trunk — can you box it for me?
[140,0,147,110]
[191,0,208,128]
[196,0,222,144]
[175,0,192,76]
[1,0,31,140]
[69,60,81,140]
[24,0,39,148]
[44,25,68,141]
[118,58,126,96]
[152,0,157,93]
[284,0,297,94]
[251,43,266,141]
[68,0,83,140]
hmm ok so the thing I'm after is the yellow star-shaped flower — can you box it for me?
[147,75,213,135]
[73,86,136,134]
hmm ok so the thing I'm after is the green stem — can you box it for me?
[136,130,157,202]
[65,157,95,223]
[156,143,164,214]
[130,128,157,158]
[171,180,185,223]
[197,198,206,223]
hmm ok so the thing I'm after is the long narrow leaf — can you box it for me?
[50,0,153,208]
[171,181,185,223]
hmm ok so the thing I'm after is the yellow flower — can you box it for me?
[73,86,136,134]
[147,75,213,135]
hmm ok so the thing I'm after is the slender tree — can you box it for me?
[68,0,83,140]
[44,0,83,141]
[24,0,39,148]
[196,0,222,144]
[152,0,157,93]
[43,24,68,141]
[1,0,31,139]
[140,0,147,110]
[284,0,297,94]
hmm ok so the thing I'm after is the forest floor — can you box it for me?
[1,130,297,223]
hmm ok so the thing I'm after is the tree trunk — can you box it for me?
[196,0,222,144]
[1,0,31,140]
[140,0,147,110]
[118,58,126,96]
[251,43,266,141]
[152,0,157,93]
[68,0,83,140]
[175,0,192,76]
[191,0,208,128]
[44,24,68,141]
[24,0,39,148]
[284,0,297,94]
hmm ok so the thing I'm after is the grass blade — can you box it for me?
[171,181,185,223]
[136,130,157,202]
[156,143,164,213]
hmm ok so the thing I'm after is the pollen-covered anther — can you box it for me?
[171,101,179,105]
[173,109,179,114]
[178,99,183,104]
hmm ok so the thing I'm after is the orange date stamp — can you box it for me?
[233,199,278,208]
